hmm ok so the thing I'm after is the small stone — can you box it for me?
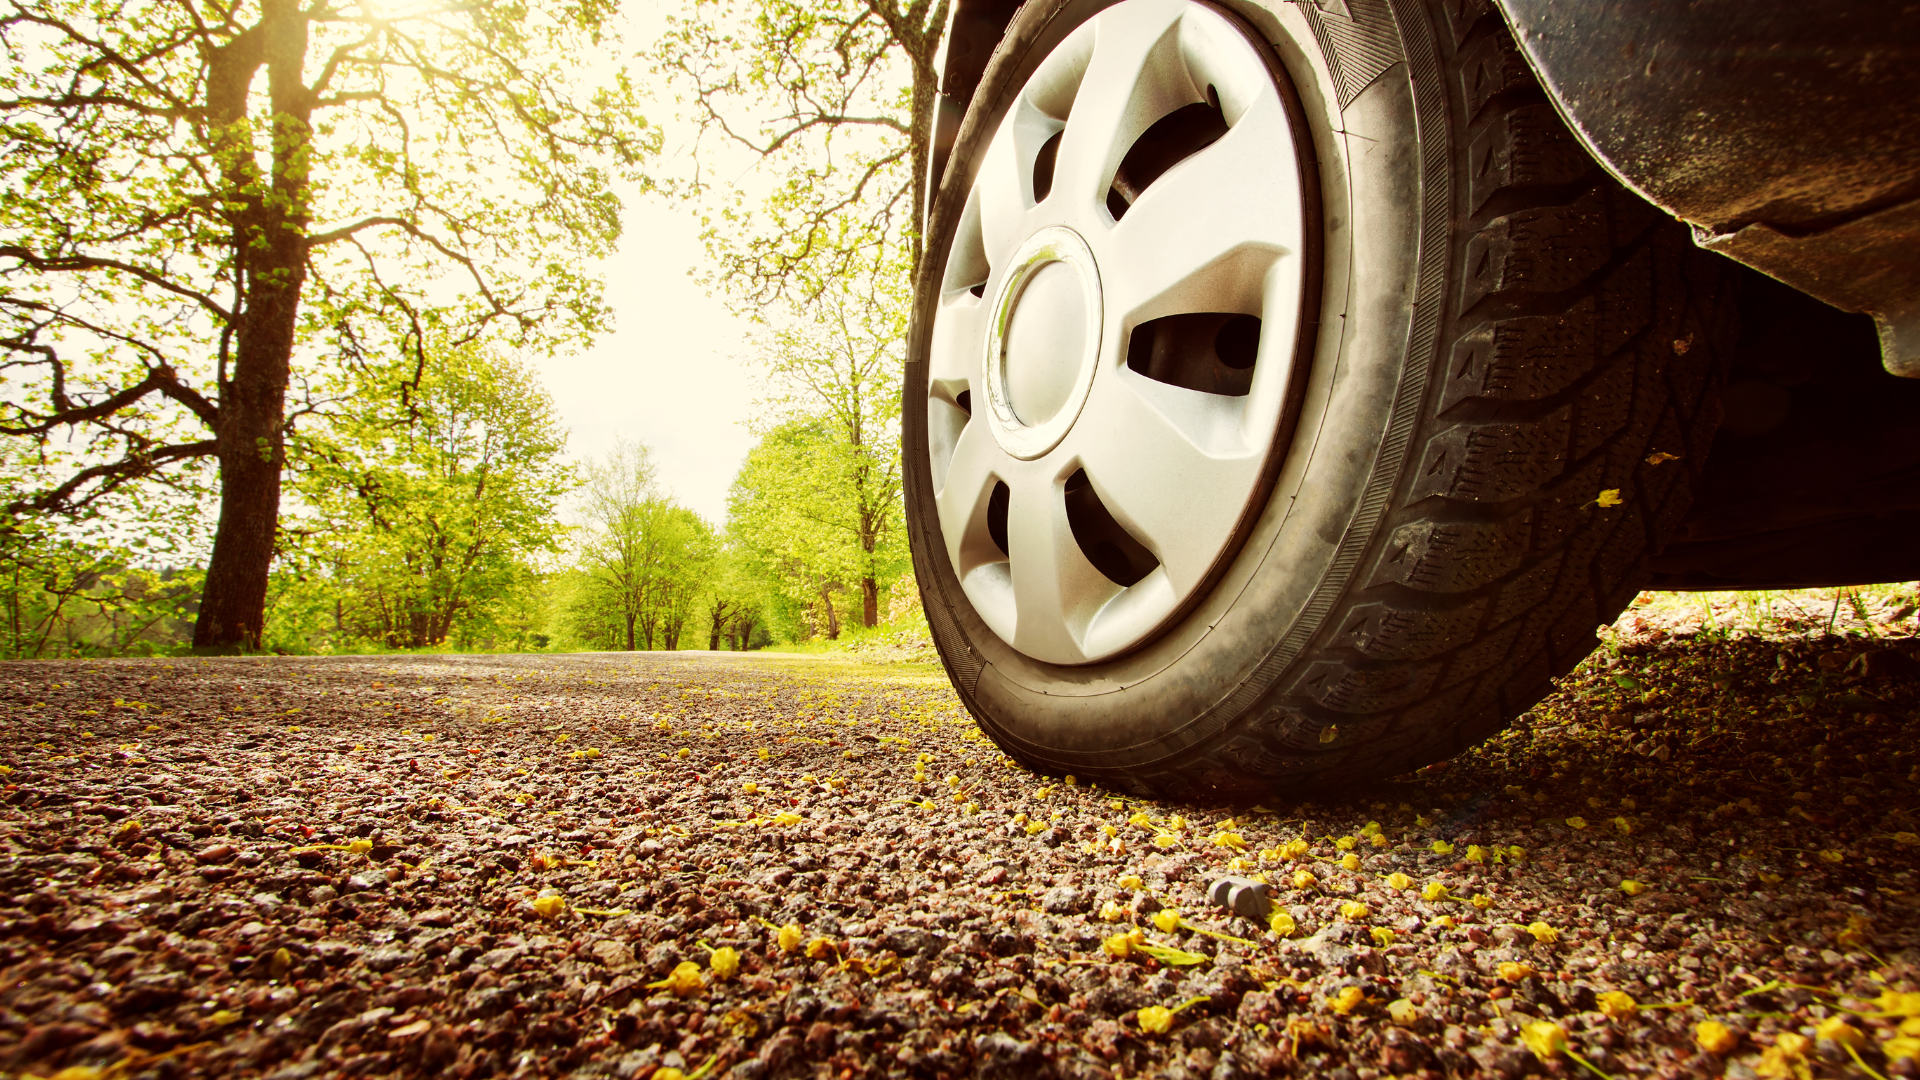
[591,939,637,969]
[1040,886,1083,914]
[362,947,414,973]
[194,844,237,865]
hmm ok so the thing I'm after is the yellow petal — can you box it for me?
[1619,879,1648,895]
[1527,921,1559,944]
[1521,1020,1567,1060]
[1816,1018,1865,1048]
[1874,991,1920,1018]
[1329,986,1367,1015]
[666,960,704,997]
[1884,1037,1920,1062]
[1696,1020,1740,1055]
[1385,873,1412,891]
[1388,999,1418,1025]
[1596,990,1638,1020]
[1595,489,1624,508]
[531,895,566,920]
[1268,911,1296,938]
[1152,910,1182,934]
[708,946,740,979]
[777,923,804,953]
[1339,853,1360,871]
[1137,1005,1174,1034]
[1497,961,1535,982]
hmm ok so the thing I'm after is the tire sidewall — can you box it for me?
[906,0,1450,781]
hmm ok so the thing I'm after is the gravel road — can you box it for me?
[3,636,1918,1080]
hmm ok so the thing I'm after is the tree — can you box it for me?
[754,270,906,626]
[651,0,946,304]
[0,0,655,648]
[728,409,905,636]
[573,440,716,651]
[288,344,572,649]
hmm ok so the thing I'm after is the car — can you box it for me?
[901,0,1920,797]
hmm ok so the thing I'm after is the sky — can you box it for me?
[529,0,771,527]
[532,192,763,526]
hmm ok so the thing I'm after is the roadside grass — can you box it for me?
[1620,583,1918,642]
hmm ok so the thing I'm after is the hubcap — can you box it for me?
[924,0,1312,665]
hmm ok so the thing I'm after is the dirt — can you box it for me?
[2,637,1918,1080]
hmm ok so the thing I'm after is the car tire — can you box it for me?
[904,0,1736,798]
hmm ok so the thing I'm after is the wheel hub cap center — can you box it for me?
[985,225,1103,460]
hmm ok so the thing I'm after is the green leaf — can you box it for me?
[1136,944,1209,967]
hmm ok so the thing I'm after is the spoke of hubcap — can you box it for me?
[1102,94,1301,316]
[929,295,986,388]
[1049,0,1188,213]
[1068,375,1262,593]
[1004,469,1115,660]
[975,123,1038,270]
[935,419,1008,571]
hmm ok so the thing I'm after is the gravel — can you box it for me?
[1,638,1917,1079]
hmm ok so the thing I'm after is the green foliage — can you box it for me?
[0,532,201,658]
[564,440,732,651]
[730,414,906,640]
[267,345,573,652]
[726,268,908,635]
[0,440,207,657]
[652,0,946,304]
[0,0,656,645]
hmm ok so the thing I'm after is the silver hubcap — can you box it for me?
[925,0,1311,665]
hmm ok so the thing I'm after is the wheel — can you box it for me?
[904,0,1736,798]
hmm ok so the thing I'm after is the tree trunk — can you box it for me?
[191,0,311,650]
[191,324,294,650]
[821,590,839,640]
[624,610,635,651]
[863,576,879,628]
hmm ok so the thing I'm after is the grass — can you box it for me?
[1620,583,1918,641]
